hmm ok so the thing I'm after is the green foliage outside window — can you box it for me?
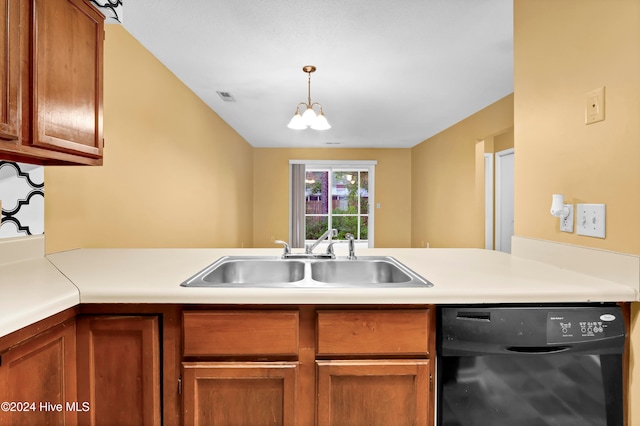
[305,170,368,241]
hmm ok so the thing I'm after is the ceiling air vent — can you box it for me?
[216,91,236,102]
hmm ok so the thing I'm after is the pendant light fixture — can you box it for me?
[287,65,331,130]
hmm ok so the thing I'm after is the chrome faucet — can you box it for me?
[325,233,357,260]
[345,233,357,260]
[273,240,291,258]
[305,228,337,254]
[274,229,342,259]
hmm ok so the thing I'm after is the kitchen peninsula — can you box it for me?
[0,236,636,425]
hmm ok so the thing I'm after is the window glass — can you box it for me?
[305,171,328,215]
[304,167,370,241]
[305,216,328,241]
[360,171,369,214]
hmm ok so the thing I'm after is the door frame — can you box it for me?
[495,148,514,252]
[484,153,494,250]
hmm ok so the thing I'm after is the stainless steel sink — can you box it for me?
[309,256,432,287]
[182,257,305,287]
[181,256,432,288]
[311,258,411,285]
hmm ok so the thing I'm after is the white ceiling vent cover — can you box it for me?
[216,91,236,102]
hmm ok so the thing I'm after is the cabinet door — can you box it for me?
[316,360,430,426]
[76,316,160,426]
[0,320,77,426]
[182,362,297,426]
[30,0,103,158]
[0,0,20,141]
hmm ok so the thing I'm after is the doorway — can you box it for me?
[494,148,514,253]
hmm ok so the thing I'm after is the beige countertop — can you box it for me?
[1,239,637,339]
[46,247,637,304]
[0,238,79,338]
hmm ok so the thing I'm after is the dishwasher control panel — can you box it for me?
[547,308,625,344]
[439,305,626,356]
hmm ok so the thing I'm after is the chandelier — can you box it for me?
[287,65,331,130]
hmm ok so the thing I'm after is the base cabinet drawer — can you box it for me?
[317,310,430,356]
[182,362,297,426]
[183,310,299,357]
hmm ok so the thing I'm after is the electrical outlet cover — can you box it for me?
[560,204,573,233]
[576,203,606,238]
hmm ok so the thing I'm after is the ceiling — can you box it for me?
[119,0,513,148]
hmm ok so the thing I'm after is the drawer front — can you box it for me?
[183,311,299,357]
[316,310,430,356]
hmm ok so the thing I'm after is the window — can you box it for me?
[290,160,376,248]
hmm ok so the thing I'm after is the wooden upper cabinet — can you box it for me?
[0,0,104,165]
[0,0,20,142]
[31,0,103,158]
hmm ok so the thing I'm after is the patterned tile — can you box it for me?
[0,162,44,238]
[89,0,123,24]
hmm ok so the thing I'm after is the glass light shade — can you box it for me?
[302,107,317,126]
[310,111,331,130]
[287,112,307,130]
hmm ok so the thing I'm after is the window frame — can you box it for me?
[289,160,376,248]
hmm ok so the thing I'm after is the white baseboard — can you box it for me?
[511,236,640,292]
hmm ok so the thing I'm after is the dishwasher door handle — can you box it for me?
[505,345,570,354]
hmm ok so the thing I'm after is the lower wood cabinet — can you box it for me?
[0,318,77,426]
[76,315,161,426]
[181,306,435,425]
[182,362,298,426]
[313,309,433,425]
[0,304,435,425]
[182,310,301,425]
[316,359,430,426]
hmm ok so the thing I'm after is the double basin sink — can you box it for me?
[181,256,433,288]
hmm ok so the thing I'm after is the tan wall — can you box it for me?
[514,2,640,424]
[410,94,514,248]
[514,0,640,254]
[252,148,412,248]
[44,25,254,253]
[494,128,514,153]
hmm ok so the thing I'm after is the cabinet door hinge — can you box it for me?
[178,376,182,395]
[429,373,433,392]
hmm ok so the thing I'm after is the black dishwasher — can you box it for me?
[437,304,626,426]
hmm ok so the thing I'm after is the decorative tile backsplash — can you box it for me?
[0,162,44,238]
[89,0,123,24]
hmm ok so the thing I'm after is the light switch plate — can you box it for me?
[576,203,606,238]
[585,86,605,124]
